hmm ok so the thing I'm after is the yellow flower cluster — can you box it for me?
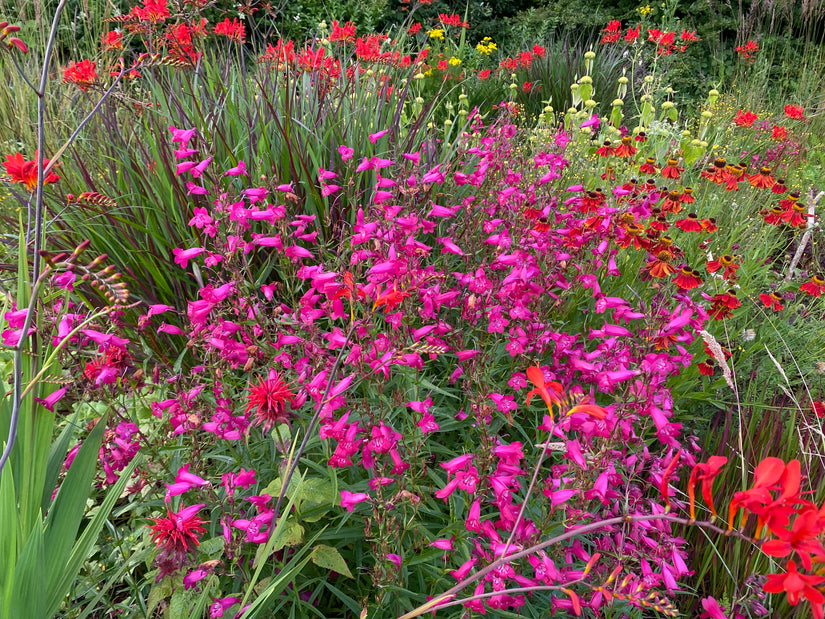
[448,56,462,66]
[428,28,444,40]
[476,37,497,55]
[639,4,653,15]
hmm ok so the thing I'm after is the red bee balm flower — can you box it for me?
[147,503,207,554]
[3,152,60,191]
[246,371,295,431]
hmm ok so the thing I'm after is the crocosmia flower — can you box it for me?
[3,152,60,191]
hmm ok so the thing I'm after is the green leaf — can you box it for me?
[310,545,353,579]
[148,578,174,618]
[169,589,187,619]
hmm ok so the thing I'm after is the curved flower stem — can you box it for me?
[268,319,361,535]
[398,513,757,619]
[500,419,555,558]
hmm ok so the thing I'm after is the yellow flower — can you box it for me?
[428,28,444,40]
[448,56,462,66]
[476,37,497,55]
[639,4,652,15]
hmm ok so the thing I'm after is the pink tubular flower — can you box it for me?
[165,464,209,500]
[339,145,354,160]
[368,129,388,143]
[340,490,370,512]
[172,247,204,268]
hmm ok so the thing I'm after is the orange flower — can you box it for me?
[613,136,638,158]
[800,275,825,297]
[688,456,727,519]
[659,449,682,510]
[525,366,562,413]
[661,158,683,179]
[3,152,60,191]
[748,166,775,188]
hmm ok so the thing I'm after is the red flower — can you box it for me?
[813,401,825,418]
[246,371,295,431]
[762,510,825,570]
[673,267,703,290]
[800,275,825,297]
[3,152,60,191]
[760,292,784,311]
[688,456,727,518]
[772,178,788,194]
[748,166,775,188]
[595,140,615,157]
[772,125,788,140]
[659,449,682,510]
[532,44,546,57]
[408,22,422,35]
[661,158,684,179]
[639,158,659,175]
[101,30,123,50]
[147,503,207,554]
[675,213,703,232]
[63,59,97,90]
[329,20,356,42]
[784,104,805,120]
[214,18,245,43]
[733,109,758,127]
[736,40,759,60]
[763,560,825,609]
[477,69,490,80]
[613,136,637,157]
[708,290,741,319]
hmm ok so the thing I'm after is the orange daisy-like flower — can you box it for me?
[661,190,683,214]
[772,178,788,194]
[760,292,784,312]
[613,135,638,158]
[646,250,678,278]
[701,217,718,233]
[3,152,60,191]
[661,158,683,179]
[701,158,728,184]
[748,166,775,189]
[246,371,296,431]
[680,187,696,203]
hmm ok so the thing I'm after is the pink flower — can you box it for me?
[430,538,454,550]
[169,126,196,145]
[224,160,247,176]
[172,247,204,268]
[338,145,354,161]
[340,490,370,512]
[368,129,388,143]
[165,464,209,500]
